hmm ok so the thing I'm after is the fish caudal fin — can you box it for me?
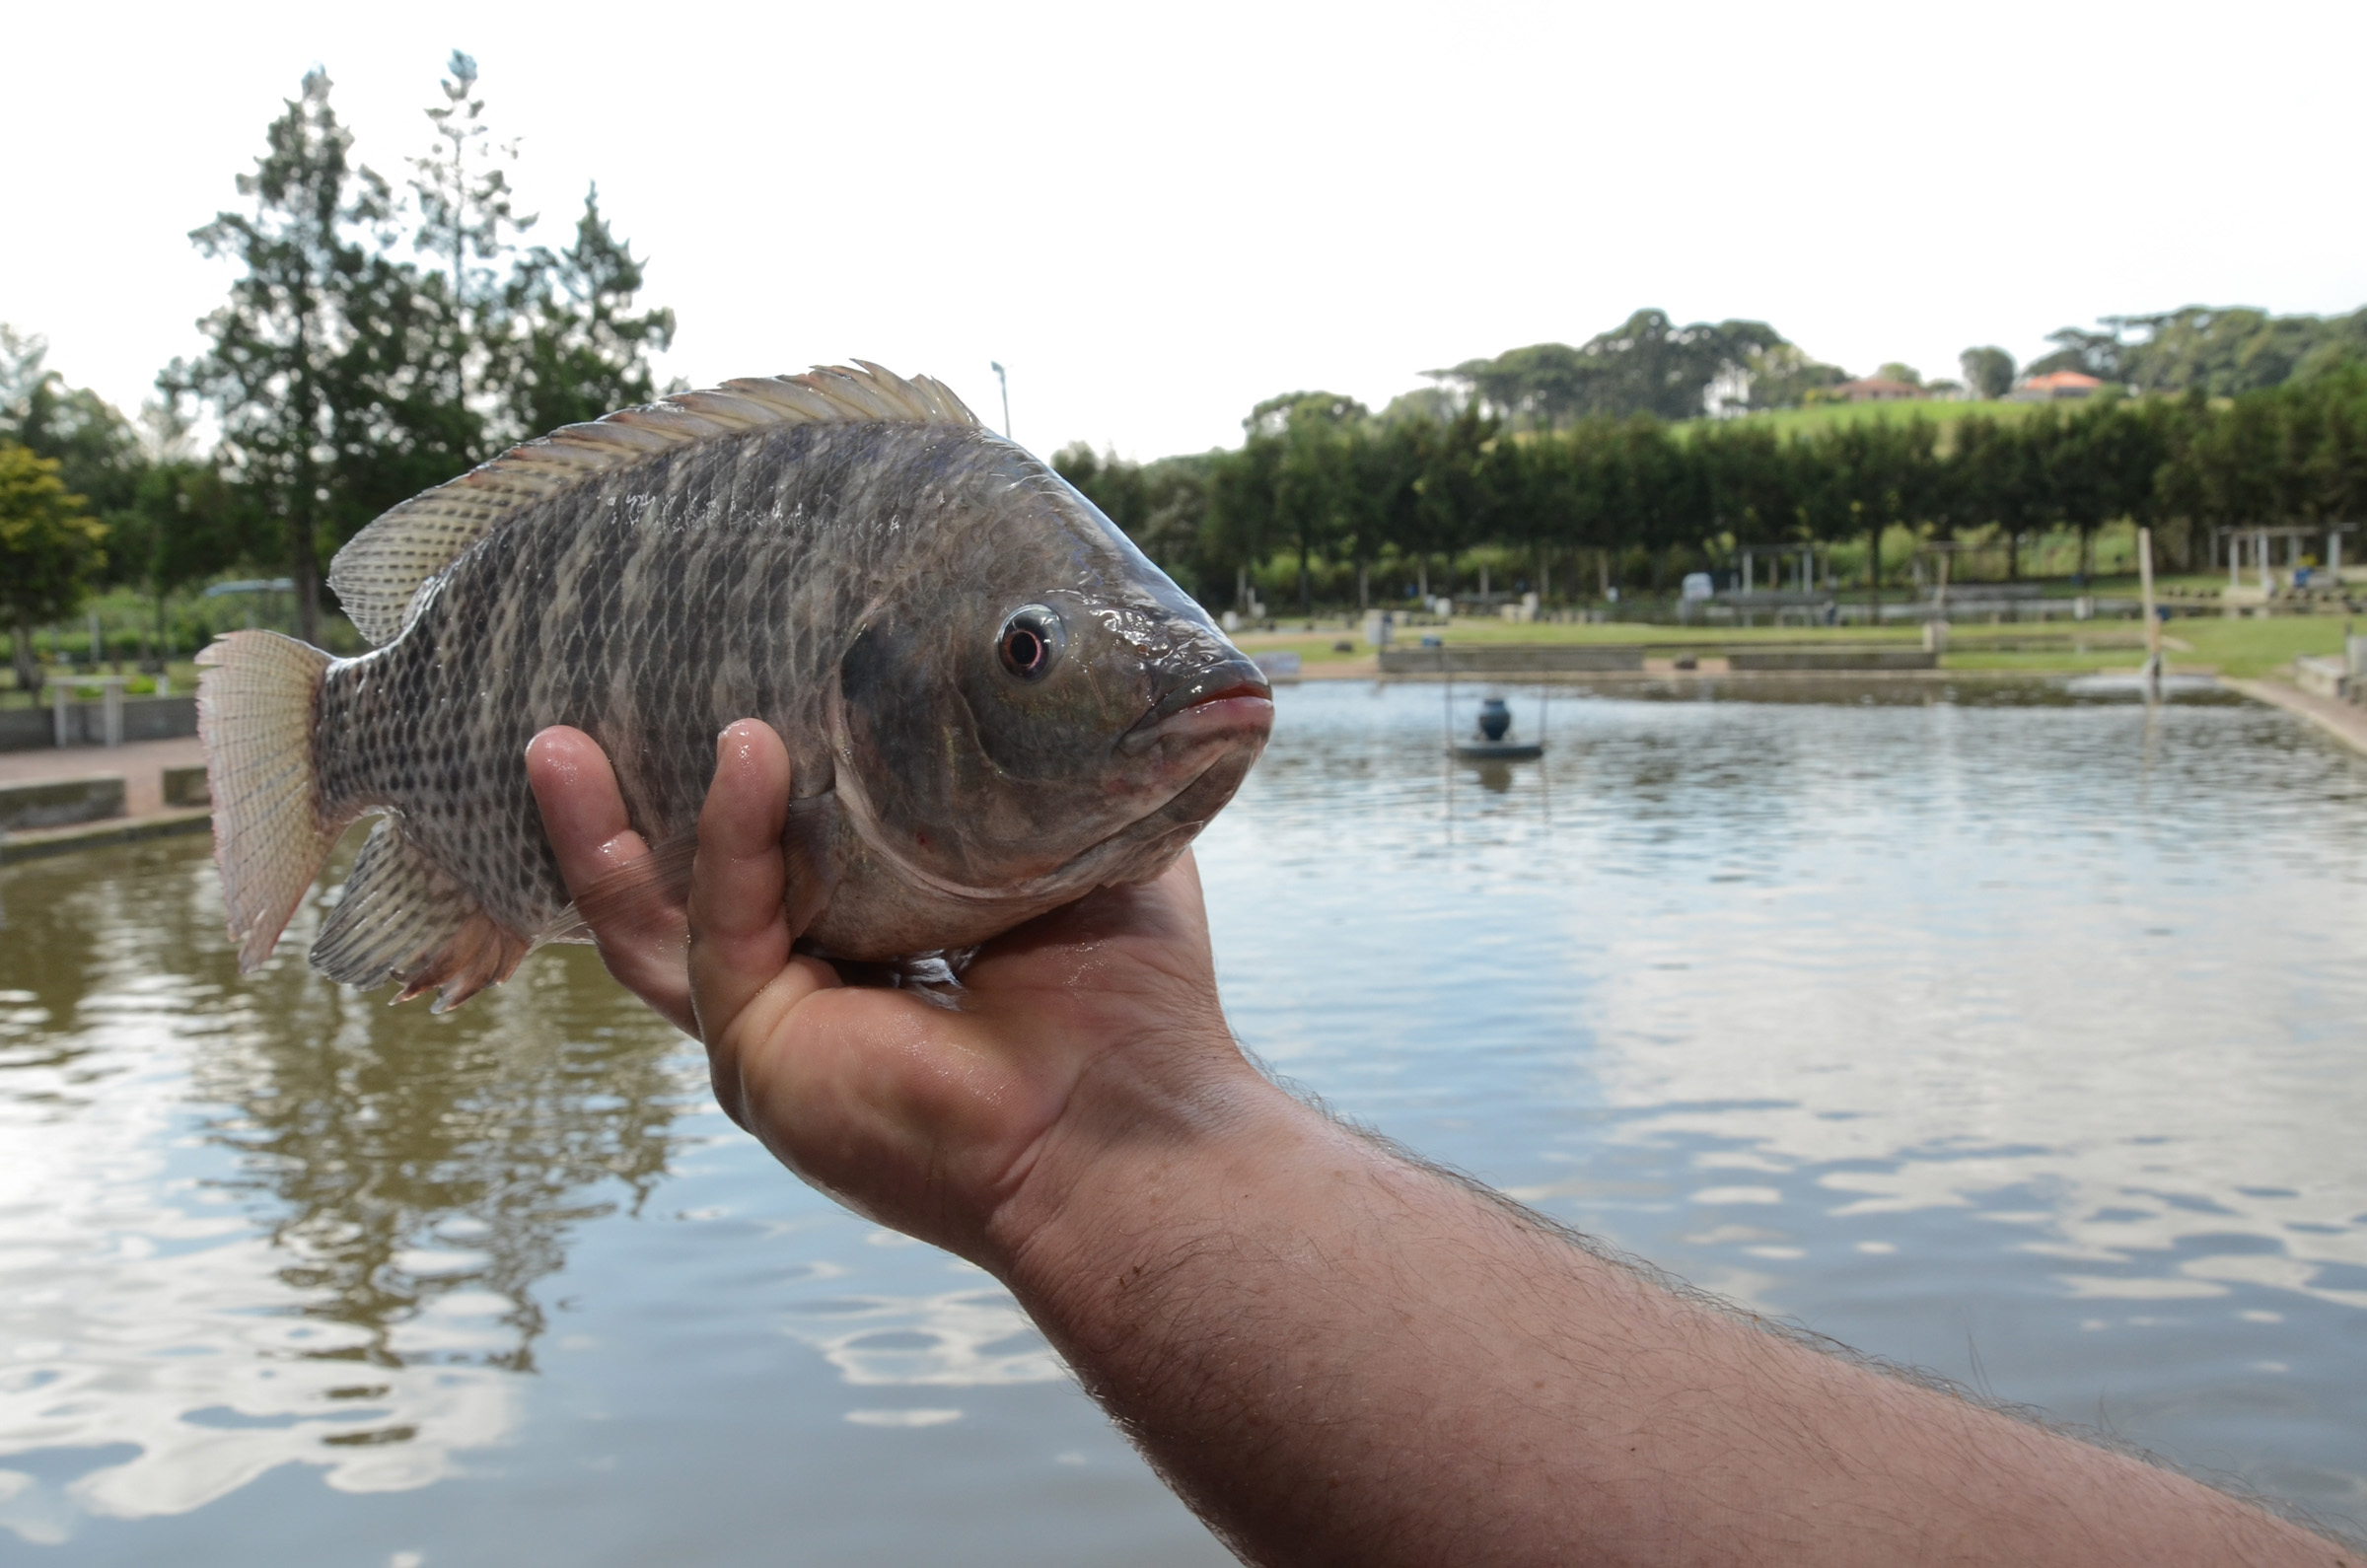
[312,820,529,1012]
[196,631,343,973]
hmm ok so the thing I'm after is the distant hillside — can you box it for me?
[1427,311,1840,427]
[2033,306,2367,394]
[1681,398,2052,447]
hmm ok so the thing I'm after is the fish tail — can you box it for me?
[196,631,345,973]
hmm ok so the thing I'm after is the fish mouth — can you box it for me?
[1119,659,1273,755]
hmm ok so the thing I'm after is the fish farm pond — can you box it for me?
[3,677,2365,1561]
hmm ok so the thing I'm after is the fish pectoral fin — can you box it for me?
[558,832,699,952]
[311,820,531,1013]
[552,796,840,958]
[781,793,843,943]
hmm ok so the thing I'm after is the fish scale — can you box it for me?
[196,363,1271,1010]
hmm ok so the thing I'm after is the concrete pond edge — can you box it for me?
[2,677,2356,865]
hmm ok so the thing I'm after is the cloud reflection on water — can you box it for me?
[781,1288,1064,1388]
[1196,678,2367,1513]
[1565,698,2367,1318]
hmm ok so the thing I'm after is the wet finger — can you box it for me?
[528,726,682,946]
[687,721,800,1040]
[526,727,648,894]
[528,726,696,1032]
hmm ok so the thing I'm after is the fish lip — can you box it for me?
[1119,663,1273,754]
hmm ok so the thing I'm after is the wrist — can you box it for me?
[980,1028,1315,1324]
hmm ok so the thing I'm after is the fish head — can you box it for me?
[833,456,1272,902]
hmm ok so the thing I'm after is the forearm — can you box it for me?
[539,730,2347,1566]
[991,1057,2353,1568]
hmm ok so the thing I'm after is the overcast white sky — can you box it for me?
[9,0,2363,461]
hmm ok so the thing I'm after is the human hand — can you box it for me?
[525,720,1262,1267]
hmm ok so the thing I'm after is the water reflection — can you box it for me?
[189,954,689,1373]
[1198,677,2367,1520]
[784,1279,1065,1389]
[0,838,696,1535]
[4,674,2364,1552]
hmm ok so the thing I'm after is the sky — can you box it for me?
[9,0,2365,462]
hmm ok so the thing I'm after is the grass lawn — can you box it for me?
[1677,398,2052,449]
[2170,614,2353,678]
[1231,618,1937,666]
[1234,606,2357,679]
[0,661,205,709]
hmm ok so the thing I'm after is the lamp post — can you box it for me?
[989,361,1011,439]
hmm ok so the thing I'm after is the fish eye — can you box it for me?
[996,605,1064,681]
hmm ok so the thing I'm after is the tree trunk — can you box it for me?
[1868,525,1883,612]
[293,517,323,648]
[1357,562,1369,611]
[292,348,325,650]
[11,617,39,696]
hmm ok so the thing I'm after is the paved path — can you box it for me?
[0,737,211,861]
[0,735,207,816]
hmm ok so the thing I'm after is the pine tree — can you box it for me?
[497,185,679,438]
[408,49,535,439]
[165,69,401,648]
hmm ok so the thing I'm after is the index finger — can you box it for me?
[526,725,696,1032]
[682,721,844,1126]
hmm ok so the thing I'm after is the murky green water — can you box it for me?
[4,678,2364,1559]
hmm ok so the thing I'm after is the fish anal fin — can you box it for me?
[311,820,530,1012]
[400,911,533,1015]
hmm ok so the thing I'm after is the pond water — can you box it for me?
[3,677,2365,1561]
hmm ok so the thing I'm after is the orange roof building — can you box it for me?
[2009,371,2104,401]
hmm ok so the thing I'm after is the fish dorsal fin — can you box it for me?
[327,361,982,646]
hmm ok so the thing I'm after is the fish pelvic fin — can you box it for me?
[196,631,346,974]
[327,362,982,647]
[311,819,530,1012]
[558,831,697,956]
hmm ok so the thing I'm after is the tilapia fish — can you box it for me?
[198,362,1272,1009]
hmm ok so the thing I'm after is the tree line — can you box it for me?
[10,55,2367,682]
[1,54,673,690]
[1055,369,2367,616]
